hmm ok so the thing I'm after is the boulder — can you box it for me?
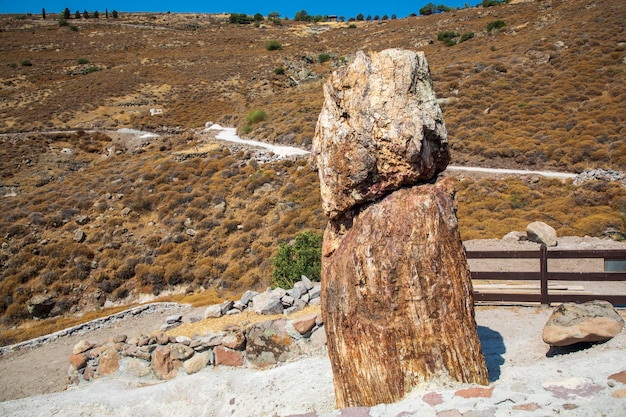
[98,345,121,376]
[240,290,259,306]
[183,351,211,374]
[292,313,318,335]
[151,345,182,380]
[124,357,152,378]
[165,315,182,325]
[169,343,195,361]
[526,221,557,247]
[310,327,327,348]
[542,300,625,346]
[222,329,246,350]
[204,304,223,319]
[246,319,296,368]
[252,290,285,315]
[69,353,87,370]
[214,346,244,367]
[27,294,56,319]
[312,49,450,219]
[73,340,94,355]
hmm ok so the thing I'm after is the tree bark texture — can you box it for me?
[321,178,489,408]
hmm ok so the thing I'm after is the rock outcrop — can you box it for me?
[542,300,625,346]
[313,48,488,408]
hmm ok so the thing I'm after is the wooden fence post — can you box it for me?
[540,244,549,306]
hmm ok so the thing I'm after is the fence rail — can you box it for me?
[466,245,626,306]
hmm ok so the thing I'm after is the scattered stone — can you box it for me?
[252,291,284,315]
[339,407,371,417]
[562,403,578,410]
[27,294,56,318]
[73,340,94,355]
[151,346,181,380]
[573,168,626,186]
[609,370,626,385]
[205,304,223,319]
[309,327,327,348]
[301,275,314,290]
[526,221,557,247]
[220,300,235,315]
[455,386,494,399]
[73,229,86,243]
[612,389,626,398]
[170,343,194,361]
[542,377,604,399]
[112,334,127,343]
[512,403,541,411]
[246,319,295,368]
[422,391,443,406]
[175,335,192,345]
[68,353,87,370]
[292,313,317,335]
[75,215,90,225]
[156,333,170,345]
[542,300,625,346]
[98,346,121,376]
[124,357,152,378]
[502,231,527,242]
[240,290,259,306]
[214,346,244,367]
[222,330,246,350]
[184,351,211,375]
[165,315,183,324]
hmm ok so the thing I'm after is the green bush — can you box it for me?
[274,67,285,75]
[271,231,322,289]
[229,13,253,24]
[85,66,100,74]
[265,40,282,51]
[70,25,78,31]
[460,32,474,43]
[245,109,266,124]
[58,17,69,27]
[77,58,89,65]
[318,53,331,64]
[487,20,506,32]
[20,59,32,67]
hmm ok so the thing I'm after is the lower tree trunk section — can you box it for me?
[321,178,489,408]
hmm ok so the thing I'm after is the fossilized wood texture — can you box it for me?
[321,178,489,408]
[312,48,450,220]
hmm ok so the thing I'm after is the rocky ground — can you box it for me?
[0,305,624,417]
[0,237,625,416]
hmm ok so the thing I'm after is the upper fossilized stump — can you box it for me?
[312,48,450,219]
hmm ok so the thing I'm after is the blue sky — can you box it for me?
[2,1,475,20]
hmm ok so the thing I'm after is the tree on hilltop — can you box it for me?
[63,7,70,19]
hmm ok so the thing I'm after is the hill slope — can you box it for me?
[0,0,624,335]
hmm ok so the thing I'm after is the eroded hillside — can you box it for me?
[0,0,624,339]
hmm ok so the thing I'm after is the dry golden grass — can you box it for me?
[166,305,321,338]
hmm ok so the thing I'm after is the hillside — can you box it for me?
[0,0,625,338]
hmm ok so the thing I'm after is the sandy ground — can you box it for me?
[0,306,624,417]
[0,237,625,416]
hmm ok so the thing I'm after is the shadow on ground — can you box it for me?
[477,325,505,382]
[546,340,608,358]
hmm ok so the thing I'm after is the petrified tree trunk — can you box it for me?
[313,48,488,408]
[321,179,489,407]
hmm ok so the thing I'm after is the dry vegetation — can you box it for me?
[0,0,625,343]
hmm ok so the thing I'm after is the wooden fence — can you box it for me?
[466,245,626,306]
